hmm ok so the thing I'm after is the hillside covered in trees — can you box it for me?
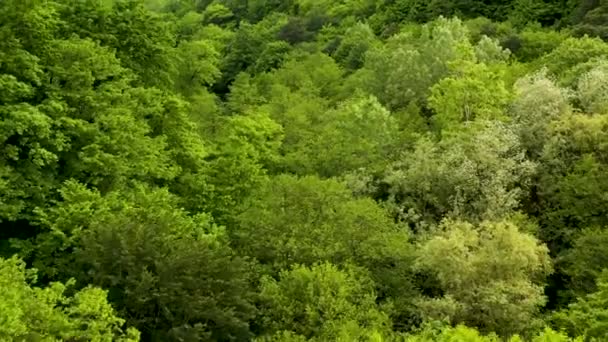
[2,0,608,340]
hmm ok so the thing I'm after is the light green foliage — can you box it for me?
[195,111,282,223]
[249,53,398,177]
[415,220,552,336]
[0,256,139,341]
[175,11,204,40]
[296,0,374,20]
[475,35,511,63]
[174,39,222,96]
[406,325,579,341]
[576,62,608,114]
[429,62,512,129]
[0,33,182,222]
[540,37,608,85]
[235,174,420,327]
[260,52,344,99]
[277,94,399,177]
[357,17,475,111]
[257,263,391,341]
[386,121,535,224]
[0,0,215,228]
[220,13,289,87]
[202,2,234,25]
[405,325,500,341]
[235,175,412,271]
[510,70,571,158]
[532,328,582,342]
[552,270,608,341]
[261,90,330,174]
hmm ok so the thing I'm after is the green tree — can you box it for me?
[509,0,567,27]
[0,256,139,341]
[256,263,391,341]
[174,39,222,96]
[474,35,511,63]
[354,17,475,111]
[385,121,536,225]
[234,175,419,326]
[429,61,512,130]
[552,269,608,340]
[202,2,235,25]
[275,94,399,177]
[219,13,288,91]
[406,325,579,342]
[515,26,568,62]
[23,183,256,341]
[234,175,413,272]
[576,62,608,114]
[509,70,571,158]
[538,114,608,250]
[191,111,283,224]
[0,37,183,223]
[560,228,608,299]
[415,220,552,336]
[572,0,608,41]
[330,22,380,70]
[57,0,178,89]
[539,36,608,85]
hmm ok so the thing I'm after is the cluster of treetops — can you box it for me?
[2,0,608,340]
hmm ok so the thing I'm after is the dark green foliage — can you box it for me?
[560,228,608,299]
[58,0,178,88]
[552,269,608,340]
[24,183,256,341]
[573,1,608,40]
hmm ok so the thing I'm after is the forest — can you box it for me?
[1,0,608,340]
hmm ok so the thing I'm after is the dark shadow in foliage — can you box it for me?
[573,1,608,40]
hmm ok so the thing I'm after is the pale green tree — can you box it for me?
[385,121,536,225]
[510,70,571,158]
[415,220,552,336]
[474,35,511,63]
[576,62,608,114]
[353,17,475,111]
[406,325,579,342]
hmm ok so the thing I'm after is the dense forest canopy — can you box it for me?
[2,0,608,340]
